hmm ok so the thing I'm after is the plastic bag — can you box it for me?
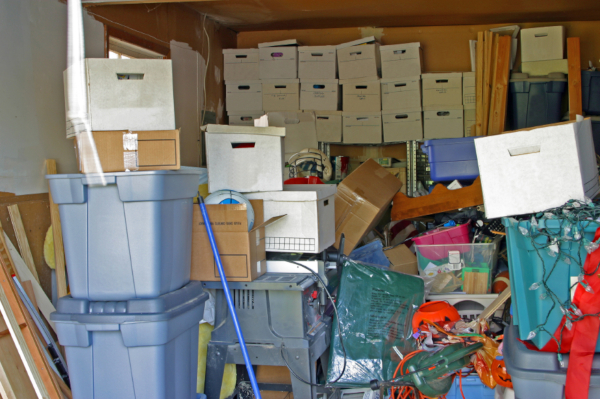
[470,334,502,389]
[327,259,425,387]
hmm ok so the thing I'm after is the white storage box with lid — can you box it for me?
[341,78,381,112]
[382,108,423,142]
[46,169,203,301]
[262,79,300,111]
[300,79,340,111]
[225,80,262,112]
[244,185,337,253]
[205,124,285,193]
[342,112,382,144]
[267,111,318,158]
[520,26,565,63]
[228,111,265,126]
[223,48,259,81]
[421,72,463,107]
[63,59,175,138]
[336,36,381,80]
[315,111,343,142]
[381,76,422,110]
[380,42,423,79]
[423,106,464,139]
[463,72,476,110]
[259,40,299,79]
[298,46,337,79]
[51,281,207,399]
[474,117,600,219]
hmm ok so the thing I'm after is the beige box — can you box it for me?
[342,112,382,144]
[382,108,423,142]
[225,80,262,112]
[423,106,464,139]
[463,72,476,110]
[298,46,337,79]
[521,26,565,62]
[380,42,423,79]
[267,111,318,156]
[300,79,340,111]
[422,73,463,107]
[521,59,569,75]
[337,37,381,80]
[228,111,265,126]
[259,44,298,79]
[464,108,476,137]
[262,79,300,111]
[381,76,422,110]
[223,48,260,81]
[341,78,381,112]
[315,111,342,143]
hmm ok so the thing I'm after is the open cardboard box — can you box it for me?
[191,199,286,282]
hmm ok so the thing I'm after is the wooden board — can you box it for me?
[482,31,494,135]
[475,31,485,136]
[567,37,583,120]
[0,318,37,399]
[45,160,68,299]
[463,270,490,294]
[488,35,512,135]
[479,286,511,321]
[8,205,40,283]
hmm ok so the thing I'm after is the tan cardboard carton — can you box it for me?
[341,78,381,112]
[421,72,463,107]
[223,48,260,81]
[336,37,381,80]
[267,111,318,156]
[385,244,418,275]
[520,26,565,63]
[298,46,337,79]
[381,76,422,110]
[382,108,423,142]
[225,80,263,112]
[342,112,382,144]
[262,79,300,111]
[315,111,342,143]
[423,105,464,139]
[258,41,299,79]
[380,43,423,79]
[300,79,340,111]
[463,72,476,110]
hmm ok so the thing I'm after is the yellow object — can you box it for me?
[194,184,210,204]
[197,323,236,398]
[43,227,55,269]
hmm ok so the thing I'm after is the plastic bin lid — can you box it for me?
[45,166,204,181]
[51,281,208,324]
[510,72,567,82]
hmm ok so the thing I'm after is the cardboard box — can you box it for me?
[244,184,337,253]
[262,79,300,111]
[385,244,418,275]
[464,108,476,137]
[381,76,422,110]
[300,79,340,111]
[63,59,175,138]
[521,59,569,76]
[267,111,318,156]
[225,80,263,112]
[334,159,403,254]
[223,48,260,81]
[336,37,381,80]
[474,118,600,219]
[341,78,381,112]
[521,26,565,63]
[227,111,265,126]
[421,72,463,107]
[388,167,408,194]
[74,129,180,173]
[191,200,284,282]
[205,124,285,193]
[463,72,476,110]
[298,46,337,79]
[258,41,299,79]
[380,42,423,79]
[342,112,382,144]
[423,106,464,139]
[382,108,423,142]
[315,111,342,142]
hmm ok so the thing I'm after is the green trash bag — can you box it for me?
[327,259,425,387]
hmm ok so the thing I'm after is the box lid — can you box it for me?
[300,79,339,84]
[223,48,258,54]
[225,80,262,85]
[342,111,382,117]
[382,108,422,115]
[423,105,464,111]
[380,42,421,52]
[244,184,337,201]
[298,45,336,52]
[316,111,343,116]
[336,36,378,49]
[204,124,285,137]
[259,39,300,48]
[262,78,300,84]
[421,72,463,79]
[340,77,381,84]
[381,76,421,84]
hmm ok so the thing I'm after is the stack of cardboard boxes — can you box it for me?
[520,26,567,75]
[224,48,264,125]
[422,72,464,139]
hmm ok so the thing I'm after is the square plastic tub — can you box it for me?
[583,70,600,116]
[51,281,208,399]
[445,374,495,399]
[46,168,202,301]
[504,324,600,399]
[412,223,471,260]
[421,138,480,182]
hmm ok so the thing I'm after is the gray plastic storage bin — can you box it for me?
[51,281,208,399]
[504,324,600,399]
[46,168,201,301]
[583,70,600,116]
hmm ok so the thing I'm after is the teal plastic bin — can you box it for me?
[503,217,600,351]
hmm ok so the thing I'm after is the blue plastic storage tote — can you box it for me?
[592,117,600,155]
[421,137,479,182]
[508,73,567,130]
[445,374,495,399]
[51,281,208,399]
[46,168,202,301]
[583,70,600,116]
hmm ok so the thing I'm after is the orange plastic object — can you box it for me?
[412,301,461,333]
[491,358,513,388]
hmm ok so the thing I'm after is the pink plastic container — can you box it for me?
[412,223,471,260]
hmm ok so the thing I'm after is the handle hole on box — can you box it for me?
[435,79,449,83]
[393,49,407,54]
[437,111,450,116]
[357,117,368,120]
[311,53,323,57]
[356,85,368,89]
[534,33,549,38]
[237,85,250,90]
[271,52,283,57]
[235,55,248,58]
[324,199,329,206]
[394,83,407,87]
[313,84,326,89]
[274,85,287,89]
[316,116,330,120]
[508,145,541,156]
[350,51,362,56]
[395,114,408,119]
[231,142,256,148]
[117,73,144,80]
[240,117,252,121]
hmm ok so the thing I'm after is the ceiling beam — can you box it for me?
[83,0,217,5]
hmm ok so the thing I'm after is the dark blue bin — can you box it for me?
[421,137,479,182]
[508,73,567,130]
[582,70,600,116]
[592,117,600,155]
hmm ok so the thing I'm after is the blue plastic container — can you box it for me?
[445,374,495,399]
[583,70,600,116]
[592,117,600,155]
[503,217,600,351]
[349,240,390,268]
[421,137,479,182]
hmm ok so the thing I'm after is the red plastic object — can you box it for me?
[284,177,324,185]
[412,223,471,260]
[412,301,461,333]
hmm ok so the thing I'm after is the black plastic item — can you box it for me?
[592,117,600,156]
[508,73,567,130]
[583,70,600,116]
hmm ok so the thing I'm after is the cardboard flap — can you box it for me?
[250,214,287,232]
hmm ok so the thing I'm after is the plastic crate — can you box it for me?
[583,70,600,116]
[421,137,480,182]
[503,217,600,351]
[47,168,201,301]
[445,374,495,399]
[51,281,208,399]
[412,224,471,260]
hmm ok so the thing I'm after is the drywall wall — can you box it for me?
[0,0,104,195]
